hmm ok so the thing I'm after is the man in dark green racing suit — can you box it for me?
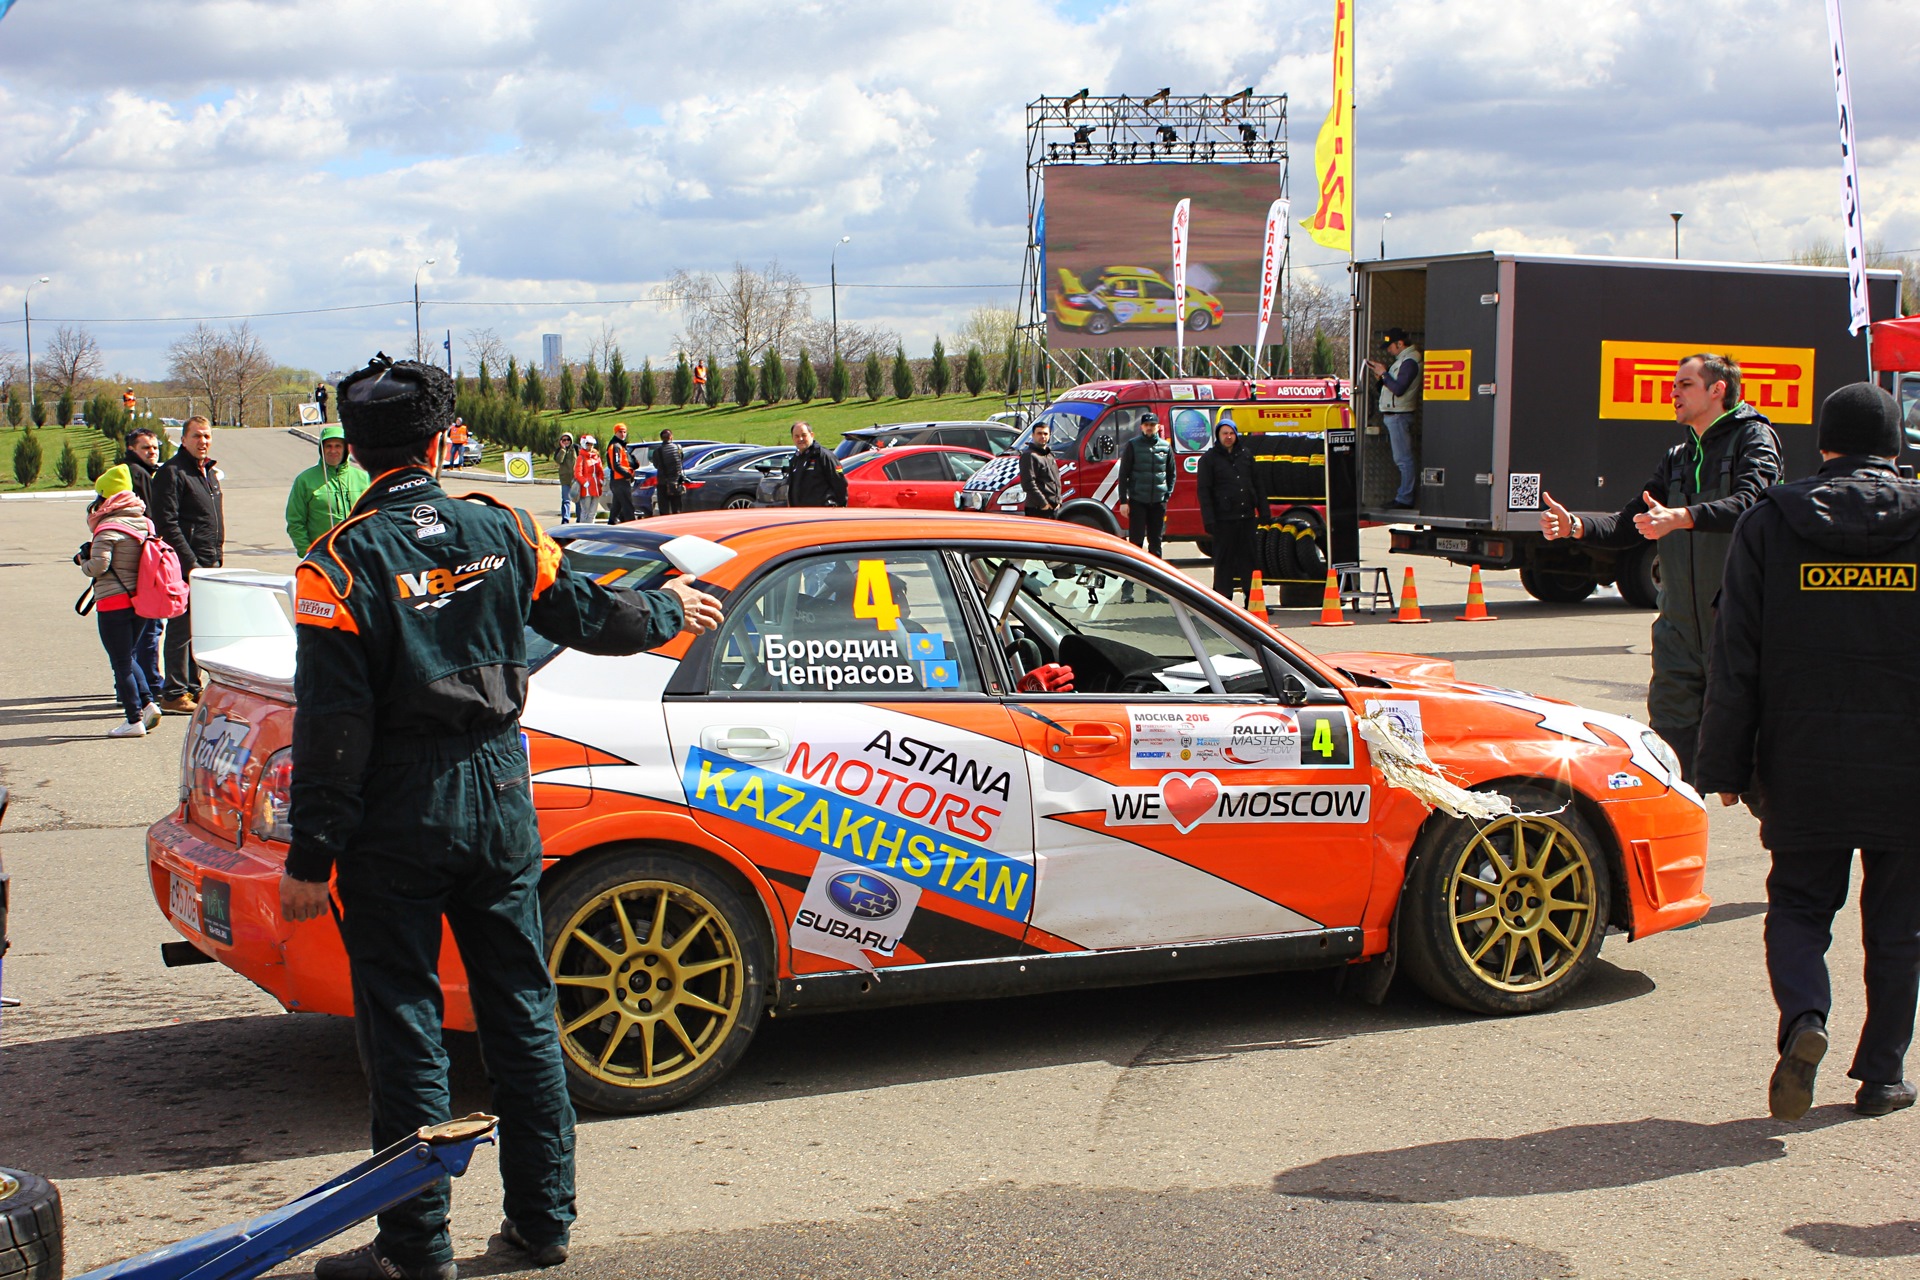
[279,354,722,1280]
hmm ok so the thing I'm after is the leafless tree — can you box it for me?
[34,325,105,399]
[957,305,1019,362]
[664,261,813,362]
[462,328,511,380]
[0,346,22,395]
[791,316,900,364]
[584,318,619,373]
[166,321,275,425]
[1793,236,1918,314]
[1282,278,1351,374]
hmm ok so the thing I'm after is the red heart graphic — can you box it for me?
[1160,772,1221,834]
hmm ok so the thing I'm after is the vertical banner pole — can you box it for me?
[1171,198,1191,377]
[1824,0,1873,373]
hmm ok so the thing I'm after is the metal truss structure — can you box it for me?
[1012,90,1291,412]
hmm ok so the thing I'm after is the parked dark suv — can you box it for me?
[833,420,1019,462]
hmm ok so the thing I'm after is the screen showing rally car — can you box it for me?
[1044,163,1280,350]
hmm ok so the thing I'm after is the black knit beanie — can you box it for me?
[1816,382,1901,458]
[337,353,455,449]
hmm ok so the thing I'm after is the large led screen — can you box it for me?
[1044,163,1281,350]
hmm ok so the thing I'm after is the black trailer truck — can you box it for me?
[1354,252,1903,604]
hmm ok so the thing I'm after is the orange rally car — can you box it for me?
[148,510,1709,1113]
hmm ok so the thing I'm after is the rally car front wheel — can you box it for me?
[543,851,772,1113]
[1398,784,1611,1015]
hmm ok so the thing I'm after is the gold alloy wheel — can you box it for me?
[1445,813,1598,993]
[549,880,745,1088]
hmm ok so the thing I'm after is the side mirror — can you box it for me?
[1278,672,1309,706]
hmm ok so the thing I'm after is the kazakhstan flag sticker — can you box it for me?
[909,631,948,660]
[920,659,960,688]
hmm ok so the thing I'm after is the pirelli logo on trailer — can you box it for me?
[1422,350,1471,401]
[1598,341,1816,424]
[1800,563,1917,591]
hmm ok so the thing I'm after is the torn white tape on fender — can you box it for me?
[1356,711,1519,822]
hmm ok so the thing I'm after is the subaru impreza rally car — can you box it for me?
[150,509,1708,1112]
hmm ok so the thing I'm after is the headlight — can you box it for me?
[1640,731,1682,783]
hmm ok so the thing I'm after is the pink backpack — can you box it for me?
[133,536,189,619]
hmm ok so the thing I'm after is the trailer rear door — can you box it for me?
[1418,258,1504,522]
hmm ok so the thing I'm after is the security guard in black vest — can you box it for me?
[1699,382,1920,1122]
[280,355,722,1279]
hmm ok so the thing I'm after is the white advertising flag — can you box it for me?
[1171,198,1191,373]
[1252,197,1291,371]
[1825,0,1871,335]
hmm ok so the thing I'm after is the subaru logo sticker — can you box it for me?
[826,870,901,920]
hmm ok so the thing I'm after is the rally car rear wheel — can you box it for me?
[544,852,771,1113]
[1399,785,1610,1015]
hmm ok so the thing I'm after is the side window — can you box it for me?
[1143,279,1175,300]
[945,453,989,481]
[1108,279,1141,298]
[988,429,1018,454]
[707,550,983,695]
[968,553,1267,697]
[1084,408,1142,463]
[885,453,947,482]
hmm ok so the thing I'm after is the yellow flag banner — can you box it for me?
[1301,0,1354,252]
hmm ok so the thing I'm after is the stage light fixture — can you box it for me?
[1073,125,1095,146]
[1239,123,1259,143]
[1156,125,1178,144]
[1106,142,1118,160]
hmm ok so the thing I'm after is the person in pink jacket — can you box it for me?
[572,435,606,524]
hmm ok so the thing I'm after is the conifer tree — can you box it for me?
[581,361,604,411]
[929,336,951,396]
[671,354,692,407]
[795,350,817,403]
[558,365,576,414]
[705,354,722,408]
[477,360,492,398]
[1002,336,1020,397]
[505,356,520,403]
[609,350,631,410]
[963,347,986,396]
[864,351,885,401]
[733,350,754,407]
[829,355,851,403]
[891,345,913,398]
[759,347,786,402]
[523,366,544,410]
[639,358,658,409]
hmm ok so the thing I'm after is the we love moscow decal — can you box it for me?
[1103,772,1370,834]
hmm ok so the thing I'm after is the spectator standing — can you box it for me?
[1698,383,1920,1121]
[121,426,165,696]
[285,423,371,554]
[315,382,330,424]
[1366,328,1423,510]
[122,386,137,416]
[692,360,707,403]
[1541,354,1781,782]
[572,435,606,524]
[1019,421,1060,518]
[1196,417,1270,601]
[446,417,470,469]
[1116,410,1176,559]
[278,355,723,1280]
[785,421,847,507]
[606,422,635,523]
[652,429,686,516]
[80,465,162,737]
[150,416,224,714]
[553,433,577,523]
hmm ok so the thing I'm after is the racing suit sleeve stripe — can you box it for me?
[295,562,361,633]
[532,531,563,600]
[311,508,382,599]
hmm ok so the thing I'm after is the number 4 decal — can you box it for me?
[853,559,902,632]
[1296,709,1353,768]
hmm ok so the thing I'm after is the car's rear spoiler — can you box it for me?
[190,568,298,699]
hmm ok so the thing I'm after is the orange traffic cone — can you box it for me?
[1395,566,1429,623]
[1312,568,1354,627]
[1455,564,1498,622]
[1248,568,1269,619]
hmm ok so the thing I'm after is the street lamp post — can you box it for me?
[23,276,49,410]
[830,236,852,364]
[1670,212,1683,260]
[1380,212,1392,260]
[413,258,437,361]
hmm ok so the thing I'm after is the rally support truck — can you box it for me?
[957,377,1351,605]
[1356,252,1903,605]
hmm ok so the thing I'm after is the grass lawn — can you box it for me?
[1,423,121,492]
[464,393,1014,478]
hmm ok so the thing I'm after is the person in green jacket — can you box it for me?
[286,423,372,554]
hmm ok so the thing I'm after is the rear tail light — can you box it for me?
[684,480,704,489]
[251,748,293,844]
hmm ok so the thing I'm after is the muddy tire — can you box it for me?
[0,1169,62,1280]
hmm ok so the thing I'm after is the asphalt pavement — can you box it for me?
[1,428,1914,1279]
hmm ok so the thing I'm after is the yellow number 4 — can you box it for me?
[1311,717,1335,758]
[852,559,902,632]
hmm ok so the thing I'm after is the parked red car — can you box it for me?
[845,445,992,510]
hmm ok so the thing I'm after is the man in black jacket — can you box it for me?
[123,427,160,506]
[652,429,686,515]
[1019,421,1061,517]
[1698,382,1920,1122]
[149,416,224,713]
[1541,354,1781,782]
[281,355,722,1279]
[1196,417,1270,601]
[785,421,846,507]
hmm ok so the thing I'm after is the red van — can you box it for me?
[957,378,1351,602]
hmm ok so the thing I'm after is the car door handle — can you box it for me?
[1055,724,1121,756]
[899,488,918,499]
[700,725,790,762]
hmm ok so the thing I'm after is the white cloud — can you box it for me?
[0,0,1914,379]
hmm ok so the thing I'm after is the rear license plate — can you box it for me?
[169,872,201,933]
[1436,537,1470,553]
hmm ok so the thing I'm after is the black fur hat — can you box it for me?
[337,353,455,448]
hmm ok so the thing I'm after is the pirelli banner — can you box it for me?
[1598,341,1816,425]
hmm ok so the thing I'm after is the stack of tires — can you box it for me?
[1257,507,1330,608]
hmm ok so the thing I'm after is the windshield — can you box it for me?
[525,537,678,667]
[1012,401,1109,460]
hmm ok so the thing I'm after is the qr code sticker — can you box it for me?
[1508,473,1542,511]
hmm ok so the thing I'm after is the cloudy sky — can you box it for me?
[0,0,1914,381]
